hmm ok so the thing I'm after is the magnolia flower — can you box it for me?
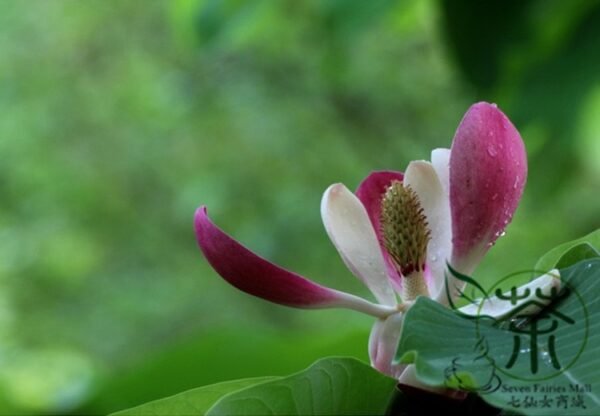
[194,102,559,385]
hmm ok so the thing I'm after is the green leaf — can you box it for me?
[111,377,277,416]
[111,357,397,416]
[397,259,600,415]
[206,357,397,415]
[535,229,600,271]
[554,243,600,269]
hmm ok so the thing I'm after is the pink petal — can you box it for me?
[355,171,405,291]
[195,207,395,317]
[449,102,527,274]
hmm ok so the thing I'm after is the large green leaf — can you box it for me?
[81,327,370,414]
[535,229,600,271]
[206,357,397,415]
[111,377,277,416]
[397,259,600,415]
[111,357,397,416]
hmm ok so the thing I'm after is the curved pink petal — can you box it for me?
[195,207,396,317]
[449,102,527,274]
[355,171,404,291]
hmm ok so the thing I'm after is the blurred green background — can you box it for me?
[1,0,599,413]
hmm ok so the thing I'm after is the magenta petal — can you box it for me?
[355,171,404,289]
[449,102,527,272]
[195,207,346,308]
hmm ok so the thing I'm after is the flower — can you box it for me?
[194,102,558,384]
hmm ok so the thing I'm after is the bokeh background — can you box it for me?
[1,0,599,414]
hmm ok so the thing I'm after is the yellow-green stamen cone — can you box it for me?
[381,180,431,301]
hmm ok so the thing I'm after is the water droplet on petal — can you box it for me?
[491,103,498,108]
[487,146,498,157]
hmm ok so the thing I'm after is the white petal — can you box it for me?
[368,318,384,365]
[403,161,452,300]
[431,148,450,198]
[333,291,397,318]
[369,313,405,378]
[458,270,561,319]
[321,184,396,306]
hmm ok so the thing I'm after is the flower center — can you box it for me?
[380,180,431,300]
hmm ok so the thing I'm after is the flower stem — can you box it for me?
[334,292,399,318]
